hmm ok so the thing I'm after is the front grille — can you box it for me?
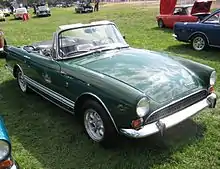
[146,90,208,124]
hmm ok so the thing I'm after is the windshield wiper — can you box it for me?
[64,50,90,57]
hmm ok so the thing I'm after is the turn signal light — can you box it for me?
[209,85,214,93]
[131,118,143,129]
[0,160,13,169]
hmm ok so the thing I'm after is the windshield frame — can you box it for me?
[56,23,129,60]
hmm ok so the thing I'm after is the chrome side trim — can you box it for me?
[76,92,119,132]
[146,89,207,122]
[120,93,217,138]
[28,85,74,114]
[188,31,210,44]
[24,76,75,111]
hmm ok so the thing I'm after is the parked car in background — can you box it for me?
[156,0,213,28]
[0,10,5,21]
[35,3,51,17]
[0,116,19,169]
[14,7,28,19]
[3,20,217,147]
[3,8,10,17]
[173,9,220,51]
[75,0,93,13]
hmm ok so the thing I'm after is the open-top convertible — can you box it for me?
[3,20,217,146]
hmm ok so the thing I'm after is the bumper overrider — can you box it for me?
[120,93,217,138]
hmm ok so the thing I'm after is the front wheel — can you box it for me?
[82,100,117,147]
[191,34,207,51]
[158,19,164,28]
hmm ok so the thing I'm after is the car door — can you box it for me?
[202,14,220,46]
[23,52,65,95]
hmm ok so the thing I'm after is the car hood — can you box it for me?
[191,0,212,15]
[160,0,177,15]
[76,48,200,103]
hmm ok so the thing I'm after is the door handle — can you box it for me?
[60,71,73,79]
[24,55,31,59]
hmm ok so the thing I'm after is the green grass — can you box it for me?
[0,4,220,169]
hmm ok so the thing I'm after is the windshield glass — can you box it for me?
[58,24,128,58]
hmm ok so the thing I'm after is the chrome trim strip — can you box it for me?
[146,89,207,122]
[76,92,119,132]
[24,76,75,110]
[188,32,210,44]
[28,85,74,114]
[120,93,216,138]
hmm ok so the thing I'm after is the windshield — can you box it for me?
[58,24,128,58]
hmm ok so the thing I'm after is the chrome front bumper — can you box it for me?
[120,93,217,138]
[11,162,19,169]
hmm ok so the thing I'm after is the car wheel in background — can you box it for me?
[158,19,164,28]
[191,34,207,51]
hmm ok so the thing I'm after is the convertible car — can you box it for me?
[156,0,213,28]
[3,20,217,146]
[0,116,19,168]
[173,9,220,51]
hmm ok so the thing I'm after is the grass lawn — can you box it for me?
[0,4,220,169]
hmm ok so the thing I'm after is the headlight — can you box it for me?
[0,140,10,161]
[210,71,216,86]
[136,97,150,117]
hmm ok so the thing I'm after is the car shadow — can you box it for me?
[31,15,50,19]
[0,79,207,169]
[151,27,173,34]
[165,44,220,62]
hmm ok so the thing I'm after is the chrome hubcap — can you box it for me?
[18,71,27,92]
[84,109,105,142]
[193,37,205,51]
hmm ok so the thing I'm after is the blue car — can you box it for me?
[0,117,19,169]
[173,9,220,51]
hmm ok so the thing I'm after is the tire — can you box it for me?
[158,19,164,28]
[191,34,207,51]
[82,100,117,147]
[16,68,29,93]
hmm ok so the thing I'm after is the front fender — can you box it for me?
[172,56,215,87]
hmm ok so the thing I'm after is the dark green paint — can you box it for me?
[5,45,214,129]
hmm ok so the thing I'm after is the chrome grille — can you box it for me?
[146,90,208,124]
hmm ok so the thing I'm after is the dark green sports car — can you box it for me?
[3,20,217,146]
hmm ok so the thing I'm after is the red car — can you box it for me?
[156,0,213,28]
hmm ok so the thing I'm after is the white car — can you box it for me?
[14,7,28,19]
[36,4,51,17]
[0,10,5,21]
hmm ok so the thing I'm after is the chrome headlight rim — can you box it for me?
[210,71,216,86]
[0,139,11,162]
[136,97,150,118]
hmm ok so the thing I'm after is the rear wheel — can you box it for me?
[158,19,164,28]
[16,68,28,93]
[82,100,117,147]
[191,34,207,51]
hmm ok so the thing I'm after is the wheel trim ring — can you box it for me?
[84,109,105,142]
[18,71,27,92]
[193,37,205,50]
